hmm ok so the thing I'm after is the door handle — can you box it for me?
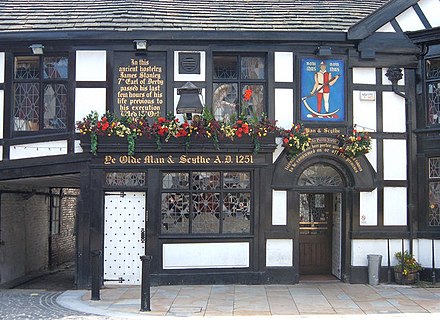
[141,228,145,243]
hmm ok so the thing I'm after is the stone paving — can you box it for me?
[57,282,440,318]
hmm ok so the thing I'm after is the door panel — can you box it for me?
[299,193,332,274]
[104,192,146,284]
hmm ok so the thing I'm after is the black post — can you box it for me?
[387,239,391,283]
[91,250,102,301]
[432,239,436,285]
[401,239,405,279]
[140,255,153,312]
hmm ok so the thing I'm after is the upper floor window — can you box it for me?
[13,55,68,132]
[212,54,266,121]
[426,57,440,126]
[428,157,440,227]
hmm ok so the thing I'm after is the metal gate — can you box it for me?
[104,192,146,284]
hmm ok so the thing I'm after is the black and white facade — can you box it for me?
[0,0,439,289]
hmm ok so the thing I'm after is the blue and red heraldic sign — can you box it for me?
[300,58,345,122]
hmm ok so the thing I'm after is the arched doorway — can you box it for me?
[297,164,344,279]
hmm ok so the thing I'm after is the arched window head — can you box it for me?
[298,164,343,187]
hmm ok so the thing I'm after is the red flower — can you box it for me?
[101,122,109,131]
[283,138,289,144]
[158,117,166,124]
[243,89,252,102]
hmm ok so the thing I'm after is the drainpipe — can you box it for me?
[385,67,414,255]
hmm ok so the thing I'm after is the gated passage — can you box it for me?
[104,192,146,284]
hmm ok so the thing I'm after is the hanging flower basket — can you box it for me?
[280,124,311,160]
[337,128,372,158]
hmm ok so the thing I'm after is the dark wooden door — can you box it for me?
[299,193,332,274]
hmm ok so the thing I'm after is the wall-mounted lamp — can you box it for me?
[133,40,148,51]
[176,82,204,118]
[316,46,332,57]
[29,44,44,55]
[385,66,406,99]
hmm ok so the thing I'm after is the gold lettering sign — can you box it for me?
[103,154,255,166]
[114,53,166,119]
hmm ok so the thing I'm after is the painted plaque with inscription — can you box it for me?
[114,52,166,119]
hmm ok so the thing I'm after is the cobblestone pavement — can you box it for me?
[0,289,109,320]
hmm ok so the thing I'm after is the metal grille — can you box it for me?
[192,193,220,233]
[428,182,440,227]
[428,82,440,125]
[223,172,251,189]
[44,84,67,129]
[14,56,39,79]
[13,83,40,131]
[429,158,440,179]
[223,192,251,233]
[105,172,146,187]
[162,172,189,189]
[298,164,343,187]
[192,172,220,190]
[44,57,68,79]
[161,192,190,233]
[241,56,265,80]
[213,55,238,79]
[426,58,440,80]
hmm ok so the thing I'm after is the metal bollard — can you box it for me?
[140,255,153,312]
[91,250,102,301]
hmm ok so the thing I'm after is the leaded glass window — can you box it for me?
[426,58,440,125]
[298,164,344,187]
[13,55,68,132]
[428,157,440,227]
[213,54,266,121]
[105,172,146,187]
[161,171,252,234]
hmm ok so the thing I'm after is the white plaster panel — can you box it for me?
[413,239,440,268]
[275,88,293,130]
[365,139,377,171]
[359,189,377,226]
[0,90,4,139]
[382,68,404,86]
[383,139,407,180]
[396,6,425,32]
[272,190,287,225]
[382,92,406,133]
[174,51,206,82]
[75,88,107,125]
[162,242,249,269]
[352,68,376,85]
[10,140,68,160]
[0,145,2,160]
[0,52,4,83]
[74,140,83,153]
[376,22,396,33]
[418,0,440,28]
[352,239,410,266]
[273,137,284,163]
[76,50,107,81]
[353,90,376,132]
[266,239,293,267]
[274,52,293,83]
[383,187,407,226]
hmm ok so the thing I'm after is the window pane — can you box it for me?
[15,56,40,79]
[213,55,237,79]
[192,172,220,190]
[13,83,40,131]
[241,56,265,80]
[223,192,251,233]
[44,57,68,79]
[241,84,264,118]
[298,164,343,186]
[429,182,440,227]
[162,172,189,189]
[192,193,220,233]
[44,84,67,129]
[213,83,237,121]
[105,172,146,187]
[426,58,440,80]
[430,158,440,179]
[428,82,440,125]
[223,172,250,189]
[161,193,190,233]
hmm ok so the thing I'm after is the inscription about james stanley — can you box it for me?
[114,52,166,119]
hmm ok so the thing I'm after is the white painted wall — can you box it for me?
[275,88,293,130]
[266,239,293,267]
[162,242,249,269]
[272,137,284,163]
[353,90,376,132]
[74,140,83,153]
[75,50,107,81]
[352,68,376,84]
[274,52,293,83]
[383,139,407,180]
[395,6,425,32]
[413,239,440,268]
[272,190,287,225]
[418,0,440,28]
[382,92,406,133]
[351,239,410,266]
[382,68,404,86]
[383,187,407,226]
[9,140,68,160]
[0,90,4,140]
[174,51,206,82]
[359,189,377,226]
[377,22,395,33]
[0,52,4,83]
[74,88,107,125]
[365,139,377,171]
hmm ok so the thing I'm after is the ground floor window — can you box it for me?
[161,171,252,234]
[428,158,440,226]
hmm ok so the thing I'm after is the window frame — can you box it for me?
[50,190,62,236]
[11,54,69,136]
[427,157,440,228]
[425,56,440,127]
